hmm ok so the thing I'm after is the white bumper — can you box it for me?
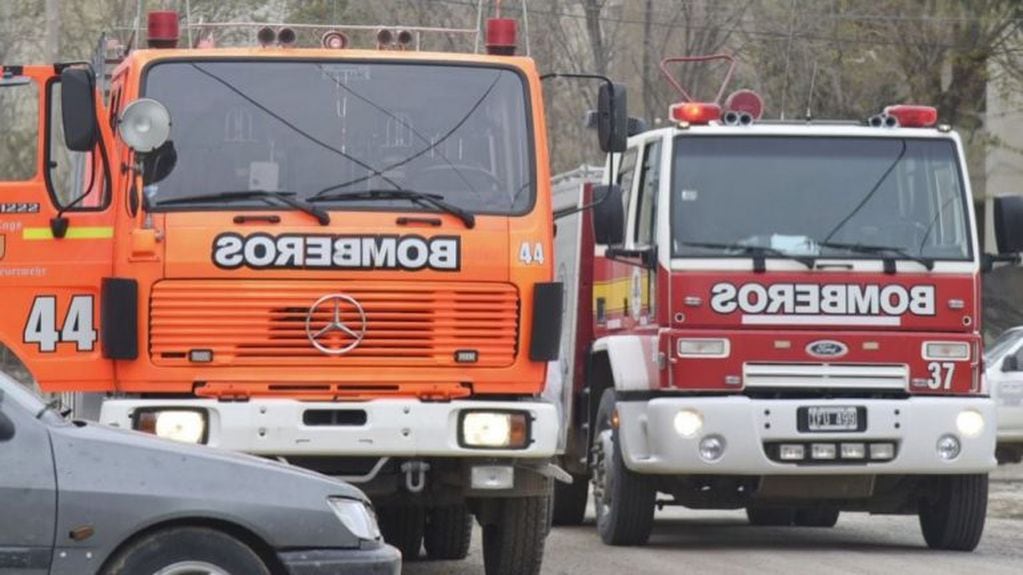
[617,396,996,475]
[100,398,558,458]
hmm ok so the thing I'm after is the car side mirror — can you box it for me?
[994,196,1023,255]
[60,67,99,152]
[597,83,628,153]
[593,184,624,245]
[1003,354,1020,372]
[143,140,178,184]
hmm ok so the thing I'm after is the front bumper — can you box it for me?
[617,396,996,475]
[99,397,558,458]
[279,544,400,575]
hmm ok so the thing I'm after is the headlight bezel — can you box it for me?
[327,497,381,541]
[132,407,208,444]
[458,409,531,450]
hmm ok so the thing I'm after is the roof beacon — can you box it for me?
[884,105,938,128]
[670,102,722,125]
[147,11,179,49]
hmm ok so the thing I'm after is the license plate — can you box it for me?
[798,406,865,432]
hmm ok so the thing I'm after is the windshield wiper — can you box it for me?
[156,190,330,225]
[308,189,475,229]
[816,241,934,271]
[679,241,815,269]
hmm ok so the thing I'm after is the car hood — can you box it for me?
[47,420,373,560]
[62,419,366,498]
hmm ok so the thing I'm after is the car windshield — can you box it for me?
[985,329,1023,363]
[671,136,971,261]
[0,374,48,416]
[143,60,533,214]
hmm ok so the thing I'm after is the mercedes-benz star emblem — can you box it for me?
[305,294,368,355]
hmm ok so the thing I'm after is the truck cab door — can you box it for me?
[0,382,58,574]
[624,137,662,329]
[0,65,115,391]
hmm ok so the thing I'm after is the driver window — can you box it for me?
[635,140,661,245]
[0,80,38,181]
[615,148,638,219]
[48,82,108,209]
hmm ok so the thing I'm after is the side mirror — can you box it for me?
[593,184,625,245]
[597,83,628,153]
[1003,353,1020,372]
[60,67,99,152]
[143,140,178,184]
[994,196,1023,254]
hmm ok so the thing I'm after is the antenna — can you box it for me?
[522,0,531,57]
[805,60,818,122]
[184,0,193,48]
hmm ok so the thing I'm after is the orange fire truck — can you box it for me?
[0,9,626,573]
[551,54,1023,551]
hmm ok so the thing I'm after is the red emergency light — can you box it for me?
[670,102,722,125]
[884,105,938,128]
[486,18,517,56]
[147,11,180,49]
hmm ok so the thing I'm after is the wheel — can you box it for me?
[746,506,796,526]
[379,504,426,560]
[101,526,269,575]
[918,474,988,551]
[794,506,840,527]
[481,496,549,575]
[424,504,473,560]
[551,472,589,526]
[591,389,655,546]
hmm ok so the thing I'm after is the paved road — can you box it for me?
[405,465,1023,575]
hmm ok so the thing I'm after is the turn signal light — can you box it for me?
[670,102,722,125]
[884,105,938,128]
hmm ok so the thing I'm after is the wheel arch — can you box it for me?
[95,517,288,575]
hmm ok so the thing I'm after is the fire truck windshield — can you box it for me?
[671,136,971,262]
[142,60,534,215]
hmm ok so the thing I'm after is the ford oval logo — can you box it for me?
[806,340,848,359]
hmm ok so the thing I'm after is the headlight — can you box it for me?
[923,341,970,361]
[956,409,985,438]
[673,408,703,438]
[134,409,207,444]
[327,497,381,541]
[677,338,729,358]
[459,410,530,449]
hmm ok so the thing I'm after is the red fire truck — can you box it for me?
[551,54,1022,551]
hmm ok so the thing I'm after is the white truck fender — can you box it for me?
[592,334,659,392]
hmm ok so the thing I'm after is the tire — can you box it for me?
[551,472,589,526]
[424,504,473,560]
[746,506,796,526]
[794,506,840,527]
[101,526,270,575]
[591,389,655,546]
[379,504,426,560]
[918,474,988,551]
[481,496,549,575]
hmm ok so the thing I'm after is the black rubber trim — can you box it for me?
[101,277,138,360]
[529,282,563,361]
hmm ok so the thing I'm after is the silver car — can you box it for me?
[0,373,400,575]
[984,327,1023,463]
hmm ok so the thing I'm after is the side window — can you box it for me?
[47,81,107,209]
[635,140,662,244]
[615,148,639,217]
[0,80,39,181]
